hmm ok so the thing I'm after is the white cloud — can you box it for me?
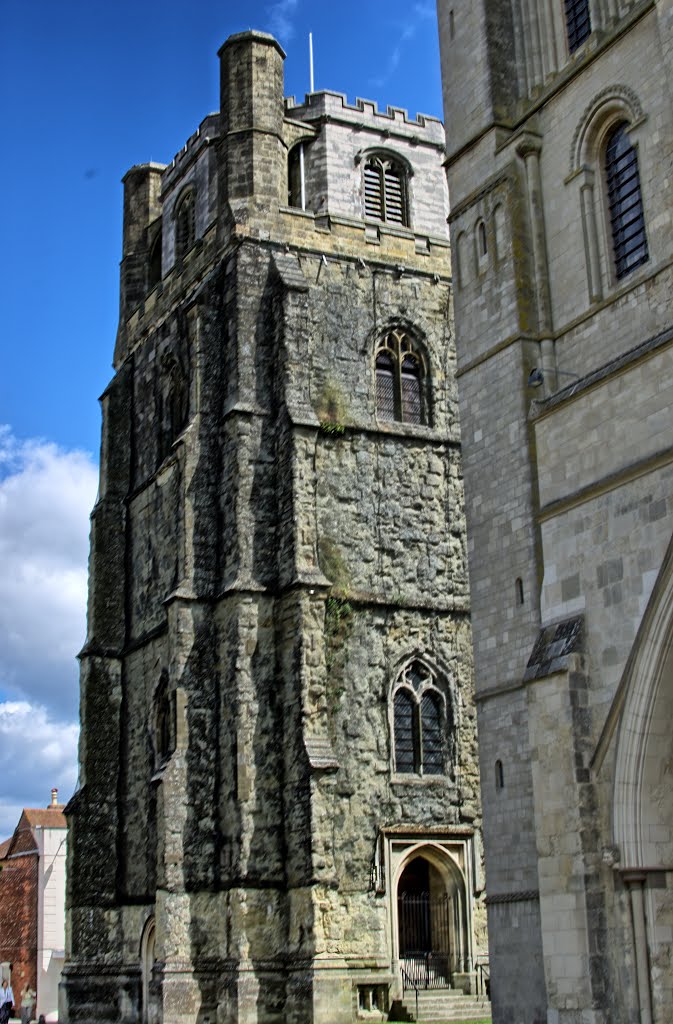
[0,701,79,839]
[266,0,299,42]
[413,2,435,19]
[0,427,97,713]
[370,22,418,90]
[0,427,97,835]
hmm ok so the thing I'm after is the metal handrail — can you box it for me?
[401,966,419,1021]
[475,957,490,999]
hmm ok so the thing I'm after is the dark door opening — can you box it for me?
[397,857,451,989]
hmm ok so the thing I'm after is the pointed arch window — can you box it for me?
[175,190,195,259]
[159,357,188,460]
[154,671,173,766]
[605,122,649,280]
[375,329,427,426]
[364,155,408,226]
[392,661,451,776]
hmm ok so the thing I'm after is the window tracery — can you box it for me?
[375,329,427,426]
[392,661,451,777]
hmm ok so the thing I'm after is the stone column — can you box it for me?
[578,169,603,303]
[516,136,556,396]
[624,872,653,1024]
[521,0,544,89]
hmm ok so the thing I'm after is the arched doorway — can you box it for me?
[611,537,673,1023]
[140,917,156,1024]
[396,850,469,989]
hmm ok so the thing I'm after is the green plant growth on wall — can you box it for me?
[319,539,354,706]
[315,378,349,430]
[324,594,354,706]
[318,536,351,593]
[319,420,346,435]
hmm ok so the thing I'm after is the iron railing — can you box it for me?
[400,966,419,1021]
[401,952,452,990]
[475,956,490,999]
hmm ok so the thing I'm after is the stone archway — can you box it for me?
[394,847,470,989]
[140,917,156,1024]
[613,537,673,1023]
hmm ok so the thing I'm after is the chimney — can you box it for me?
[51,788,58,806]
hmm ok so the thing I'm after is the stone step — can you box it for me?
[394,989,492,1022]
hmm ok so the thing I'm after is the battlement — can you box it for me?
[116,29,449,335]
[285,91,445,146]
[161,113,219,196]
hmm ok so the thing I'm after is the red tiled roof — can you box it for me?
[0,838,11,860]
[22,807,66,830]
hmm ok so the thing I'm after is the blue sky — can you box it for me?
[0,0,443,835]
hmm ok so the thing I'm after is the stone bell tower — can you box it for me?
[61,31,485,1024]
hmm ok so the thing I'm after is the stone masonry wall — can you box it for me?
[65,30,481,1024]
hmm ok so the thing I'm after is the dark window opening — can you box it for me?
[392,662,450,777]
[421,691,443,776]
[478,220,487,256]
[375,350,396,421]
[516,577,524,606]
[375,329,427,425]
[394,689,416,774]
[401,355,422,423]
[565,0,591,53]
[155,671,173,764]
[160,359,188,460]
[288,144,306,210]
[495,759,504,790]
[175,191,195,259]
[148,231,162,290]
[364,155,409,226]
[605,122,649,280]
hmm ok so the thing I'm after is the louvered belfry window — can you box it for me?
[605,122,649,279]
[364,155,408,226]
[564,0,591,53]
[375,329,426,425]
[392,662,449,776]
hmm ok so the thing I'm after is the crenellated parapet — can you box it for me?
[115,32,451,366]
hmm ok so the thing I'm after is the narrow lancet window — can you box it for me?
[175,190,195,259]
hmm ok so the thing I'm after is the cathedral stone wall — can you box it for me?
[439,0,673,1021]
